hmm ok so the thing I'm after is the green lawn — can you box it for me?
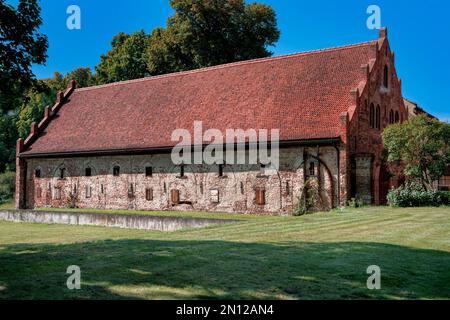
[0,206,449,300]
[0,199,14,210]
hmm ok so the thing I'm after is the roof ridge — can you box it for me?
[76,39,378,92]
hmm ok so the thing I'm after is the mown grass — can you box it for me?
[0,206,449,300]
[0,199,14,210]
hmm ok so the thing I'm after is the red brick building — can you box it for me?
[15,28,407,214]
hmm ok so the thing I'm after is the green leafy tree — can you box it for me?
[382,114,450,191]
[146,0,280,75]
[94,31,150,84]
[0,114,18,172]
[66,67,93,88]
[0,0,48,112]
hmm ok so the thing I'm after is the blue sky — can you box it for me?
[8,0,450,120]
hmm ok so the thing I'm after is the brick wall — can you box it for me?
[23,146,340,215]
[348,32,407,204]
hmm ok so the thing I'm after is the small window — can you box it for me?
[145,188,153,201]
[369,103,375,128]
[210,189,219,203]
[375,105,381,129]
[383,65,389,88]
[286,180,291,196]
[54,187,61,200]
[163,182,167,193]
[36,187,42,199]
[218,164,224,177]
[35,169,41,178]
[389,110,394,124]
[395,111,400,123]
[128,184,134,197]
[85,167,92,177]
[255,188,266,205]
[171,189,180,204]
[59,168,65,179]
[100,184,104,194]
[240,181,245,194]
[73,185,77,195]
[113,166,120,176]
[309,162,316,176]
[85,185,92,198]
[200,182,204,194]
[145,166,153,177]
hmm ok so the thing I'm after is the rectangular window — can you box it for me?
[85,185,92,198]
[113,166,120,176]
[85,168,92,177]
[210,189,219,203]
[100,184,104,194]
[36,187,42,199]
[218,164,224,177]
[255,188,265,205]
[128,184,134,197]
[145,166,153,177]
[286,180,291,196]
[54,187,61,200]
[309,162,316,176]
[145,188,153,201]
[59,168,65,179]
[35,169,41,178]
[171,189,180,204]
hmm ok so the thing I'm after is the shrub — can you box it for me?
[387,181,450,207]
[0,171,15,203]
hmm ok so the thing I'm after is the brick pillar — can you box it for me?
[15,138,27,209]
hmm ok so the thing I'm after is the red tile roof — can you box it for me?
[21,40,379,156]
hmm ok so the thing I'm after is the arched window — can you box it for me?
[389,110,394,124]
[369,103,375,128]
[383,65,389,88]
[376,105,381,129]
[113,166,120,176]
[395,111,400,123]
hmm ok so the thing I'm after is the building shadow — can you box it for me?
[0,239,448,300]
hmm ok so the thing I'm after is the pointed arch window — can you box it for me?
[389,110,394,124]
[383,65,389,88]
[369,103,375,128]
[375,105,381,129]
[395,111,400,123]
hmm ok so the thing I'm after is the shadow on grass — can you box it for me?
[0,239,449,300]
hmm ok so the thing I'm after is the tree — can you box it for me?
[0,0,48,112]
[382,114,450,191]
[66,67,94,88]
[94,31,150,84]
[146,0,280,75]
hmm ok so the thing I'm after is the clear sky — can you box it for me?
[7,0,450,121]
